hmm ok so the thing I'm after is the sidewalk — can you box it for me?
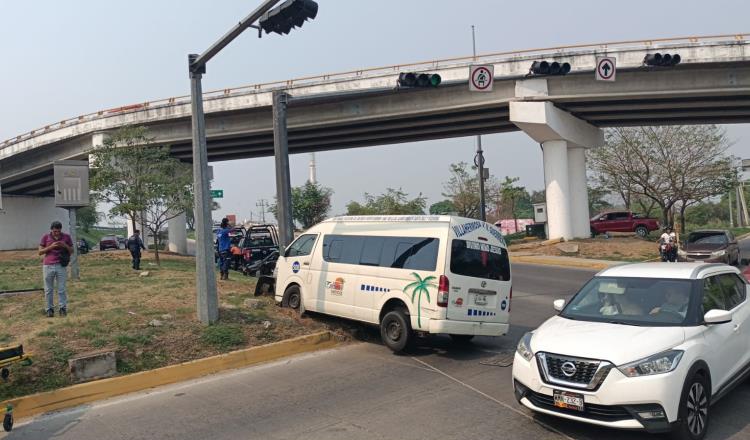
[510,253,624,271]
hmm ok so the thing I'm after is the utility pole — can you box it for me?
[256,199,268,223]
[472,25,487,221]
[274,91,295,248]
[309,152,317,184]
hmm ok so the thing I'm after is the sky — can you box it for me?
[1,0,749,224]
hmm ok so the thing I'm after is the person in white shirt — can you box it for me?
[659,226,677,262]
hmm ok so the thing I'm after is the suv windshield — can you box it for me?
[561,277,696,326]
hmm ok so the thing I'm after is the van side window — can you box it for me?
[323,235,438,271]
[285,234,317,257]
[450,239,510,281]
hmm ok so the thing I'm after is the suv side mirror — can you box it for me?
[704,309,732,325]
[553,299,565,312]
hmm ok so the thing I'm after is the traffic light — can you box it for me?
[643,53,681,66]
[529,61,571,76]
[259,0,318,35]
[397,72,442,88]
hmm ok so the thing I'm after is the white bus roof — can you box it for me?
[324,215,454,223]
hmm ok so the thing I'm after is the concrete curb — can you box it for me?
[1,331,338,421]
[511,255,621,271]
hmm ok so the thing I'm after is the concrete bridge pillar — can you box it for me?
[0,196,70,250]
[509,100,604,240]
[167,211,188,255]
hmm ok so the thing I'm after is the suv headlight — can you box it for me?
[711,249,726,257]
[516,332,534,362]
[618,350,683,377]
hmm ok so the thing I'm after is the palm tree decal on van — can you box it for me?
[404,273,436,328]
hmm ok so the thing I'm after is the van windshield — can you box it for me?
[450,239,510,281]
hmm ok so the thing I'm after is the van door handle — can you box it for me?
[733,324,741,332]
[303,262,309,266]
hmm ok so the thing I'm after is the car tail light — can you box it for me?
[437,275,449,307]
[243,248,252,261]
[508,286,513,312]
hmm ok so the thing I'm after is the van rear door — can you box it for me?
[445,238,511,324]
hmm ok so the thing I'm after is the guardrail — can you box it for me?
[1,33,746,151]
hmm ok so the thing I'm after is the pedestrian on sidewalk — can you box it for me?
[38,220,73,317]
[216,218,232,280]
[127,230,147,270]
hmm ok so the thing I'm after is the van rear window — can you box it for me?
[450,239,510,281]
[322,235,438,271]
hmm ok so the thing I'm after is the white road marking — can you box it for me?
[411,356,575,440]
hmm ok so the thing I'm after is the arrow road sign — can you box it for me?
[469,65,494,91]
[595,56,616,81]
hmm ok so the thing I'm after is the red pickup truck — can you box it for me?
[590,211,660,238]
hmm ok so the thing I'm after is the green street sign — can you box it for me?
[210,189,224,198]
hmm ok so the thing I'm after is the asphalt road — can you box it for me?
[5,263,750,440]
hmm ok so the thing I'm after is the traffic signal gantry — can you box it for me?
[643,52,682,66]
[529,61,572,76]
[397,72,442,88]
[259,0,318,35]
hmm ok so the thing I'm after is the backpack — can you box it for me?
[59,247,70,267]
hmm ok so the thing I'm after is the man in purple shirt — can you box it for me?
[38,221,73,317]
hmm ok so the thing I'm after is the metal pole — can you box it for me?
[68,208,79,280]
[472,25,486,221]
[190,70,218,324]
[729,190,734,228]
[273,91,294,249]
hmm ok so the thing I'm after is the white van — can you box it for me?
[274,215,512,352]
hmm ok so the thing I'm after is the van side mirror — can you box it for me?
[704,309,732,325]
[553,299,565,312]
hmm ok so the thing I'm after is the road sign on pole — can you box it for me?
[595,56,616,81]
[469,65,494,92]
[210,189,224,198]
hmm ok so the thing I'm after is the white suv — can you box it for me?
[512,263,750,440]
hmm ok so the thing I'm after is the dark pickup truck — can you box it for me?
[590,211,660,238]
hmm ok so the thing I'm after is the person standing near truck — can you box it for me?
[216,218,232,280]
[38,221,73,317]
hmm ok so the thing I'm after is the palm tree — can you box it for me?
[404,272,437,328]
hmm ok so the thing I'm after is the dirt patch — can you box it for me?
[0,250,357,401]
[510,236,659,262]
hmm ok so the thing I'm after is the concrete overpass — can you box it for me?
[1,34,749,248]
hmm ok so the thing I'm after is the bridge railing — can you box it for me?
[1,33,747,152]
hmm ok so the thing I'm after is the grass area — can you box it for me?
[76,227,126,246]
[729,226,750,238]
[0,250,334,401]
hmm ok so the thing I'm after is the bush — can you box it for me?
[201,324,246,350]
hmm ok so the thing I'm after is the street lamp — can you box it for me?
[188,0,318,324]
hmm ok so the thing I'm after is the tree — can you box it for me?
[441,162,498,219]
[429,200,456,215]
[588,125,738,230]
[587,184,613,216]
[90,126,193,265]
[346,188,426,215]
[291,182,333,228]
[142,158,193,265]
[76,201,100,232]
[90,127,160,233]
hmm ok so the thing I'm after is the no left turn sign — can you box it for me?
[469,65,494,91]
[595,56,616,81]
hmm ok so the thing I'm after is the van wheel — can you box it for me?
[450,334,474,344]
[672,373,710,440]
[380,308,412,353]
[282,285,301,310]
[635,226,648,238]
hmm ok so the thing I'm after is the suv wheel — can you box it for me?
[380,308,412,353]
[635,226,648,238]
[672,373,710,440]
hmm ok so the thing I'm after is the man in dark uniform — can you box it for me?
[127,229,147,270]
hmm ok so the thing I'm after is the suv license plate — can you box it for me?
[553,390,584,412]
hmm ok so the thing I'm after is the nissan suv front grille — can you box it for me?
[536,352,612,390]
